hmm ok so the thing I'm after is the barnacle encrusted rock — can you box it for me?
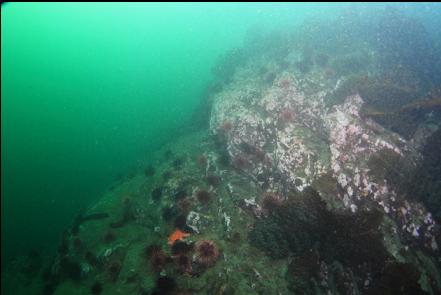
[210,69,438,251]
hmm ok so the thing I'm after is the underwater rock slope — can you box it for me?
[210,71,438,252]
[3,7,441,295]
[208,59,441,293]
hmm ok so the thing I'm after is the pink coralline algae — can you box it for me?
[210,72,438,251]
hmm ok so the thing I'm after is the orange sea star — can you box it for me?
[168,229,190,245]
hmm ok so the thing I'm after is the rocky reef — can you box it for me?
[3,6,441,295]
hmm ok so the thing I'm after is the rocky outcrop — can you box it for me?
[211,68,438,253]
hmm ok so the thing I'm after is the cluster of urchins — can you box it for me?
[146,238,220,277]
[143,151,222,293]
[141,239,220,294]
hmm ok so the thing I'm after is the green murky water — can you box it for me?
[1,2,339,263]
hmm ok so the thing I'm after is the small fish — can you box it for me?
[168,229,190,245]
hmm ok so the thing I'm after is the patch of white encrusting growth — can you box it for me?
[241,197,263,218]
[424,213,434,225]
[223,212,231,232]
[243,197,257,207]
[276,134,319,186]
[350,204,358,213]
[326,95,437,246]
[211,68,437,249]
[379,201,390,214]
[347,186,354,197]
[103,248,113,257]
[353,172,361,187]
[80,263,91,277]
[431,237,439,251]
[98,243,126,263]
[226,182,234,196]
[205,152,218,175]
[337,173,349,188]
[186,211,201,234]
[404,223,421,237]
[294,176,309,192]
[326,96,406,208]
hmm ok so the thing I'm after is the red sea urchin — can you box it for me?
[195,189,211,204]
[73,237,82,251]
[108,261,122,282]
[155,276,176,294]
[195,240,220,267]
[175,254,192,274]
[261,192,284,215]
[253,147,269,164]
[196,154,208,168]
[232,154,250,170]
[279,78,292,89]
[171,240,194,255]
[219,120,233,134]
[177,197,193,214]
[280,108,295,122]
[85,251,98,267]
[103,231,116,243]
[145,245,168,272]
[90,281,103,294]
[205,174,221,186]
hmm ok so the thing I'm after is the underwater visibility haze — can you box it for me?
[2,2,441,295]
